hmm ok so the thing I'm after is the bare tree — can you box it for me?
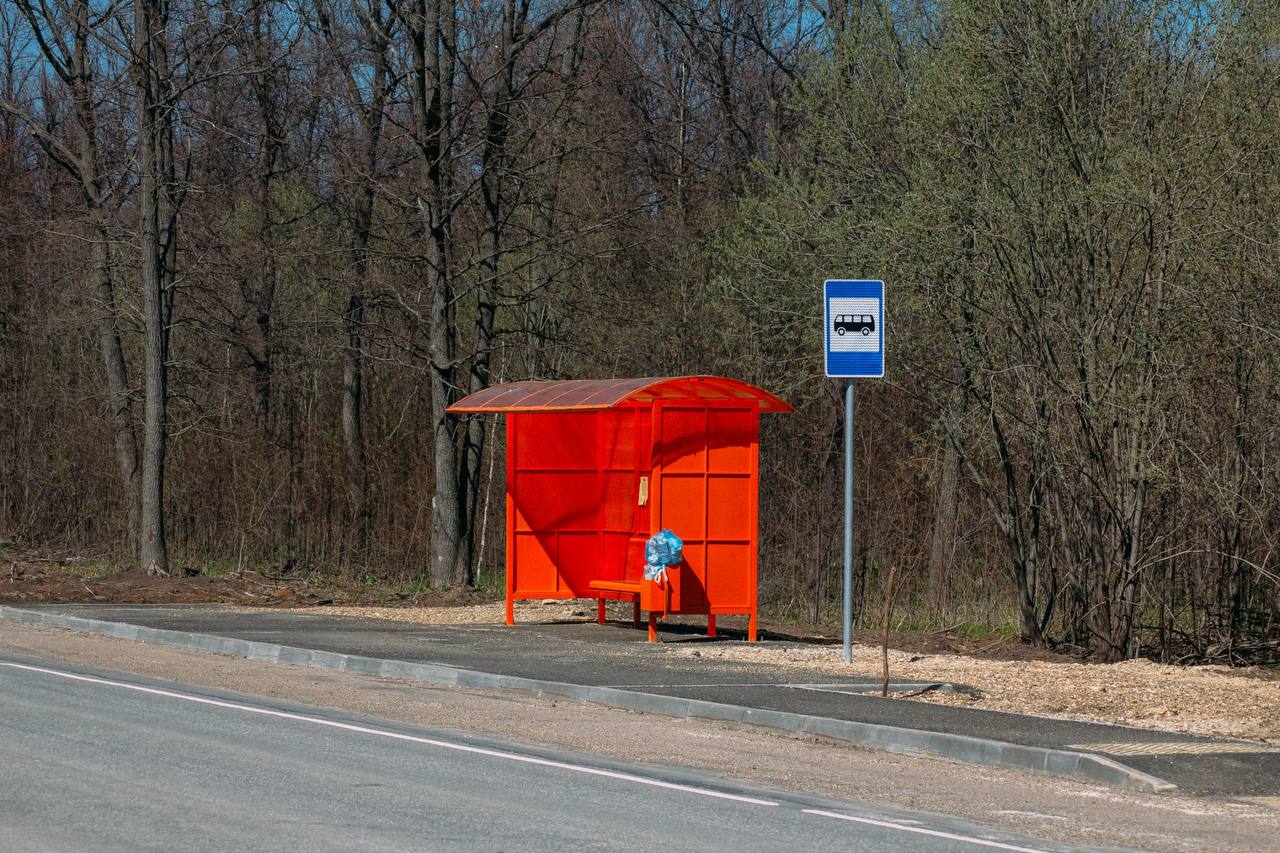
[313,0,396,569]
[235,0,289,426]
[2,1,140,551]
[131,0,184,575]
[391,0,600,587]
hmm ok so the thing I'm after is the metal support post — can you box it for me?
[843,380,856,664]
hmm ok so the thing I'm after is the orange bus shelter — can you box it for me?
[448,376,792,641]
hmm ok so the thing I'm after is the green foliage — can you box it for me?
[717,0,1280,660]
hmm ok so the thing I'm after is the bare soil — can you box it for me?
[0,548,496,609]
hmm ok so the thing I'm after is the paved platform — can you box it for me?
[16,603,1280,799]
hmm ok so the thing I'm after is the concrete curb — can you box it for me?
[0,606,1177,794]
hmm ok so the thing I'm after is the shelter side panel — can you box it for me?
[514,411,598,470]
[705,542,753,611]
[659,477,707,612]
[510,411,602,597]
[556,532,603,596]
[601,408,651,585]
[706,409,757,611]
[602,473,639,532]
[702,476,753,608]
[654,405,758,614]
[658,475,706,540]
[658,408,708,473]
[708,409,753,472]
[602,406,651,472]
[511,532,559,595]
[513,473,598,532]
[600,532,638,584]
[707,476,752,540]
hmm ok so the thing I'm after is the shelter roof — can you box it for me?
[447,376,793,413]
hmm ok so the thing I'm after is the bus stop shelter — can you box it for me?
[448,376,792,641]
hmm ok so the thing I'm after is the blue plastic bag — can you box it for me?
[644,529,683,582]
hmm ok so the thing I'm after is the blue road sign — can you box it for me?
[824,279,885,378]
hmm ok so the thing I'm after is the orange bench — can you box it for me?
[587,574,675,642]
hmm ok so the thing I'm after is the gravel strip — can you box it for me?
[290,599,604,625]
[658,642,1280,743]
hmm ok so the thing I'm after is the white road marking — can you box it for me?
[803,809,1053,852]
[0,660,776,807]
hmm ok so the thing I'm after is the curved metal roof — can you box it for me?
[447,376,793,413]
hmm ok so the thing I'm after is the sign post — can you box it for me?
[823,279,885,664]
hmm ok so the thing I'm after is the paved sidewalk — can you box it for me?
[14,603,1280,799]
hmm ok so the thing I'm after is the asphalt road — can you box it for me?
[27,604,1277,797]
[0,653,1087,853]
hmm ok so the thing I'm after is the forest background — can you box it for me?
[2,0,1278,663]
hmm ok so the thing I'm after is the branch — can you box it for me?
[14,0,73,84]
[0,98,86,187]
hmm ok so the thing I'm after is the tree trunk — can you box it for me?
[4,0,143,552]
[134,0,171,576]
[314,0,391,572]
[460,0,518,587]
[419,0,463,589]
[246,4,280,428]
[341,208,370,568]
[927,384,962,614]
[73,0,140,552]
[426,198,461,587]
[428,286,460,589]
[91,224,140,551]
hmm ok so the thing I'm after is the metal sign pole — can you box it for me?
[843,379,855,664]
[824,278,882,666]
